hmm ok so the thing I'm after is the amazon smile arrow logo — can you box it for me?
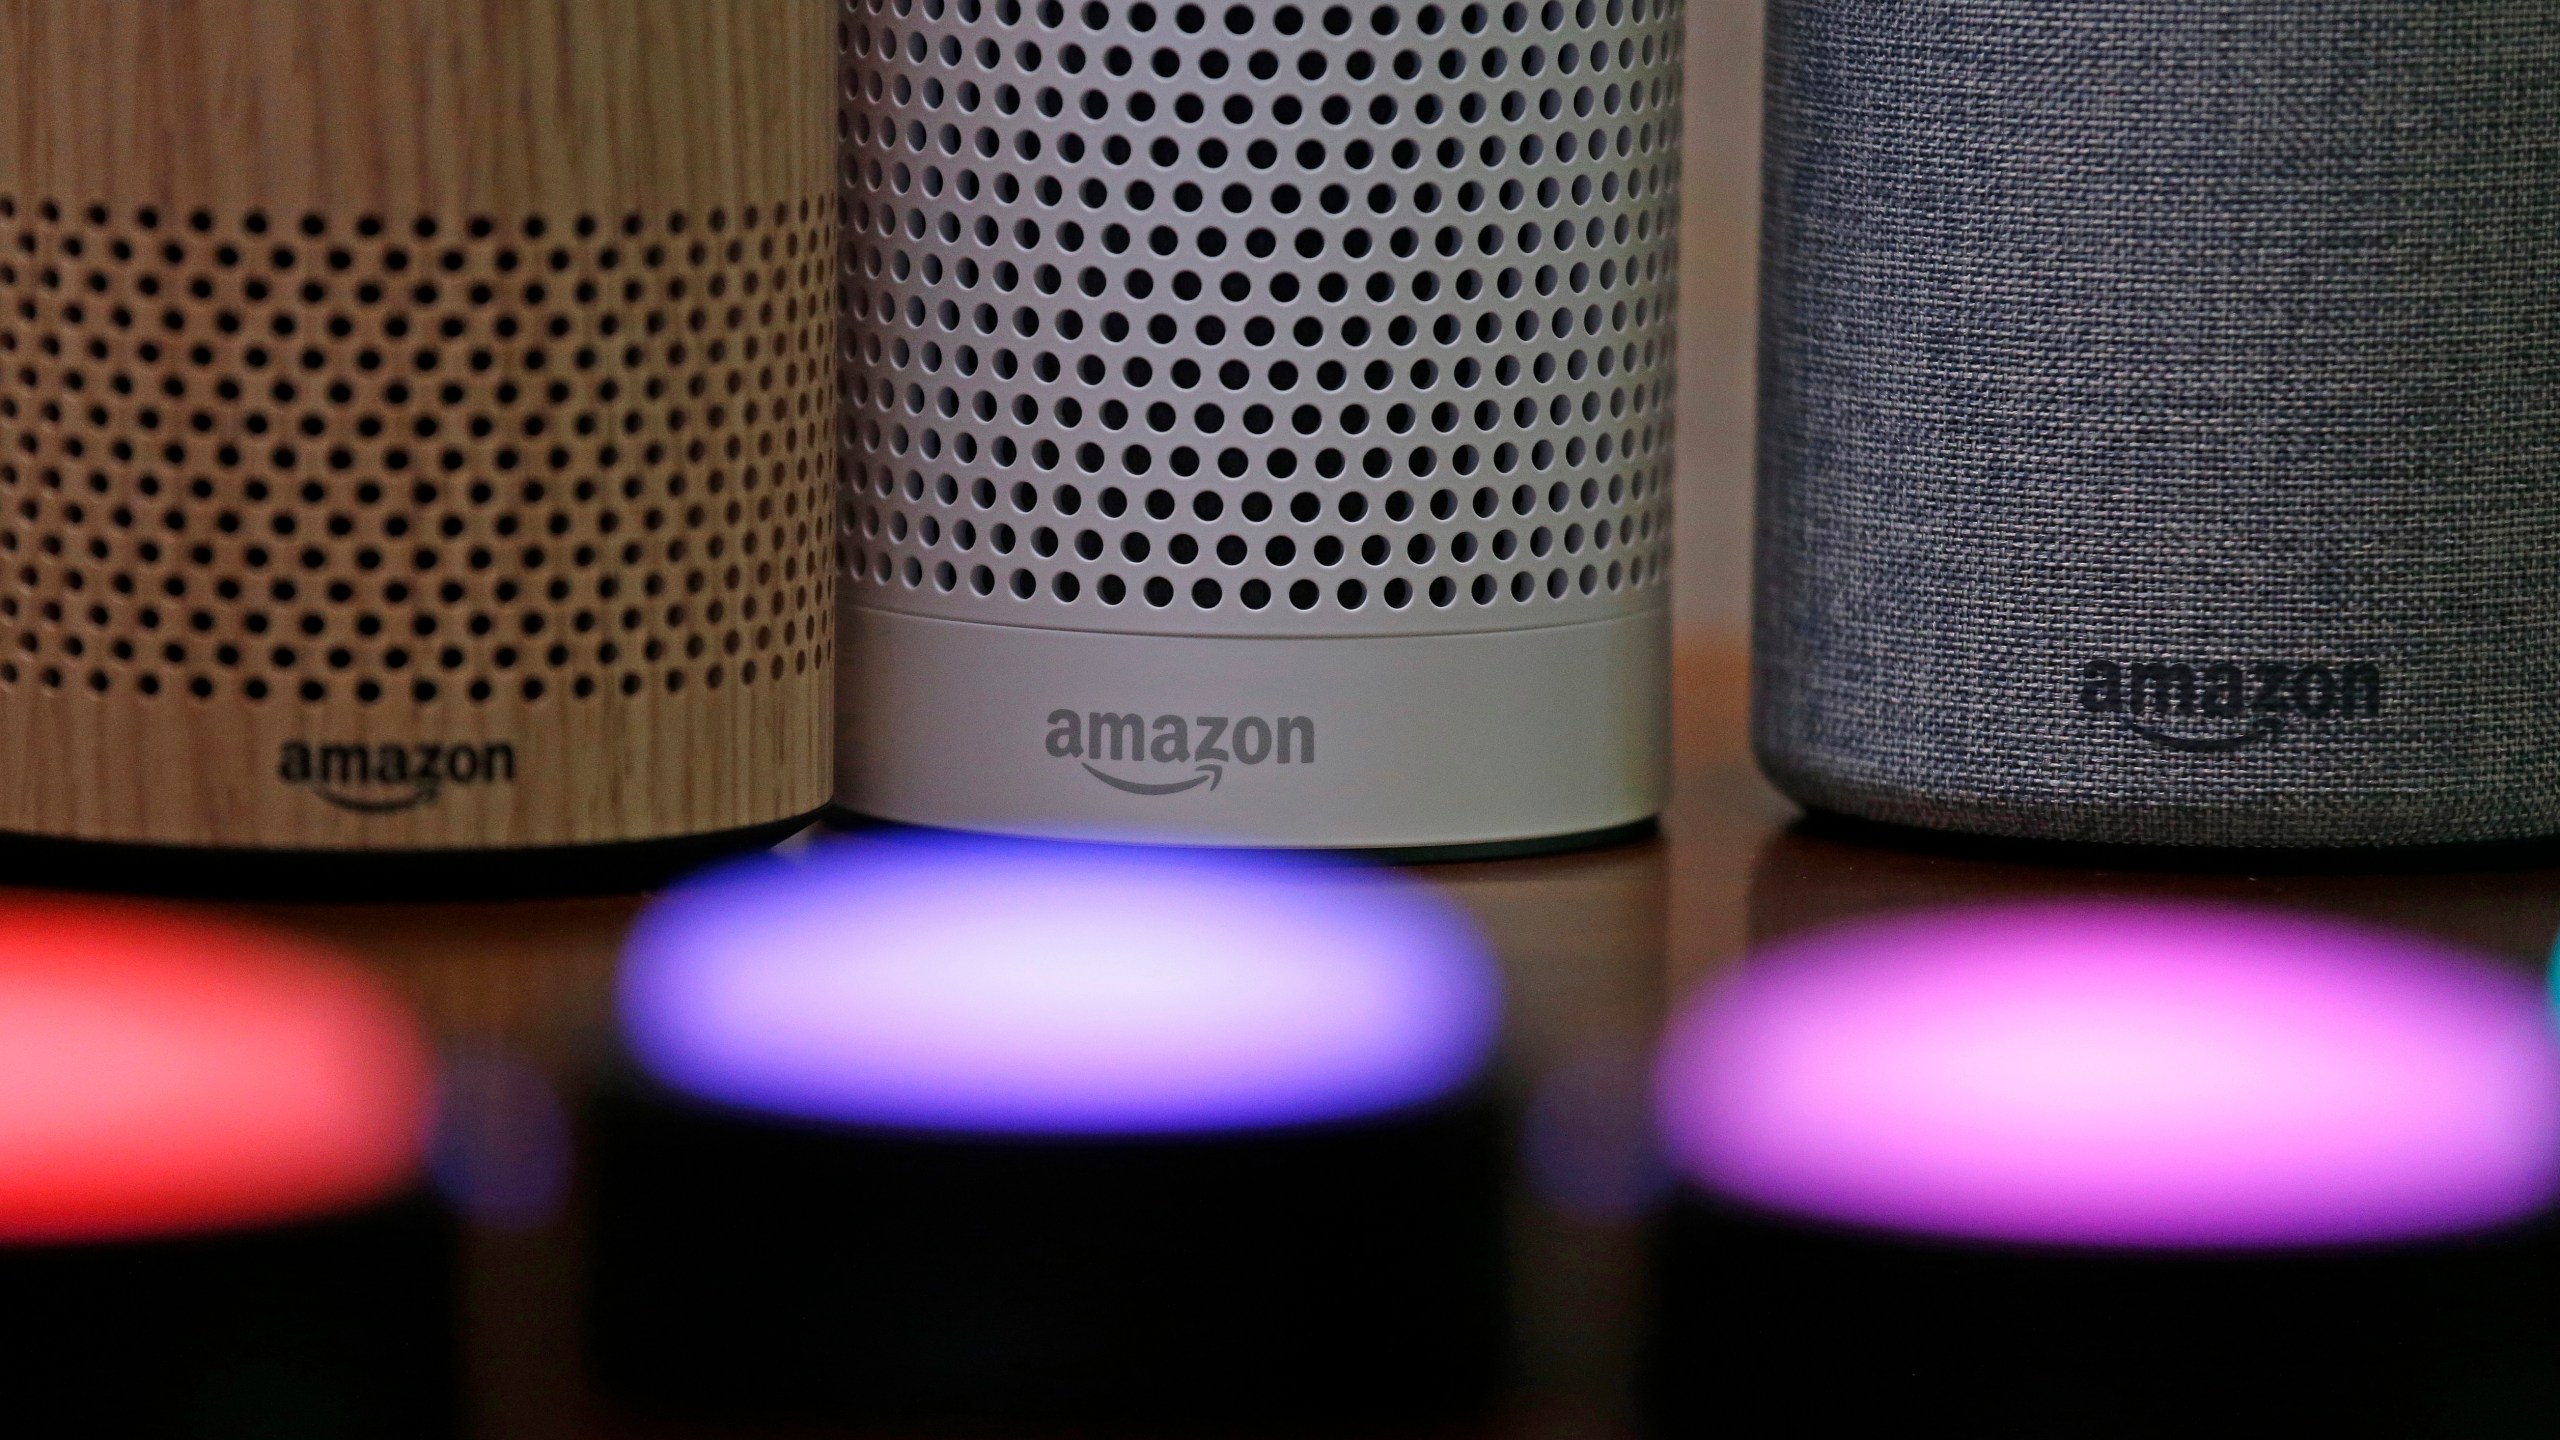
[1082,762,1224,795]
[278,740,520,814]
[2123,715,2284,753]
[1046,708,1315,797]
[2077,659,2381,753]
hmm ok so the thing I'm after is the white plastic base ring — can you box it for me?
[838,605,1670,852]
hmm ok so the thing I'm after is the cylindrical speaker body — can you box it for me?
[0,1,837,869]
[1752,4,2560,848]
[591,1089,1507,1430]
[836,0,1683,853]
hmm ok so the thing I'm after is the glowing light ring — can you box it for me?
[621,837,1503,1136]
[1658,903,2560,1249]
[0,902,431,1244]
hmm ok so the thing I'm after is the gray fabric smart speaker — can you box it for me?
[1751,2,2560,848]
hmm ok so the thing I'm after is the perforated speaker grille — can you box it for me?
[0,198,838,706]
[838,0,1681,636]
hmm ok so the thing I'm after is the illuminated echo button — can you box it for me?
[0,900,452,1437]
[1657,902,2560,1249]
[619,836,1503,1134]
[0,900,432,1243]
[596,837,1509,1430]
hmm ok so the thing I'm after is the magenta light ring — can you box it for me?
[1657,902,2560,1250]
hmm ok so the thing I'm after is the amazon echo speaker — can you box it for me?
[590,837,1507,1429]
[1752,4,2560,848]
[0,900,454,1436]
[835,0,1681,854]
[0,0,837,892]
[1647,904,2560,1434]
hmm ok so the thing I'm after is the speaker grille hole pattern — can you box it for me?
[839,0,1680,637]
[0,198,838,706]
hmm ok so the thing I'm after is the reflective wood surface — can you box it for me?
[103,635,2560,1438]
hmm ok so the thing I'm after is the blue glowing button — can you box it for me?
[619,837,1503,1135]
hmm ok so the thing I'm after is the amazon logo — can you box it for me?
[2077,660,2381,753]
[278,740,519,814]
[1045,709,1314,797]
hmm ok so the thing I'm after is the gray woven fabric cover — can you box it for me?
[1751,1,2560,847]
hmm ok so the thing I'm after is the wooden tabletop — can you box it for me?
[146,634,2560,1438]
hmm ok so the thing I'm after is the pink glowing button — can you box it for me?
[0,901,432,1244]
[1657,903,2560,1249]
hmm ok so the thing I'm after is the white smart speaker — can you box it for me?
[835,0,1681,855]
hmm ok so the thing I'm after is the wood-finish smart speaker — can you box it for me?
[0,0,839,887]
[1752,2,2560,849]
[835,0,1682,856]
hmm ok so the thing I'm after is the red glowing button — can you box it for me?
[0,901,431,1244]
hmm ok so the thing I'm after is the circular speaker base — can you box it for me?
[1,1192,457,1437]
[838,605,1669,851]
[824,809,1659,864]
[1647,1193,2560,1435]
[1791,808,2560,875]
[590,1087,1507,1431]
[0,812,824,902]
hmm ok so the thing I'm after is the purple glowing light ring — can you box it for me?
[1657,903,2560,1250]
[620,837,1502,1137]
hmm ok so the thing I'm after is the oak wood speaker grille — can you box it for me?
[837,0,1682,639]
[0,0,839,857]
[0,196,838,850]
[0,197,835,705]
